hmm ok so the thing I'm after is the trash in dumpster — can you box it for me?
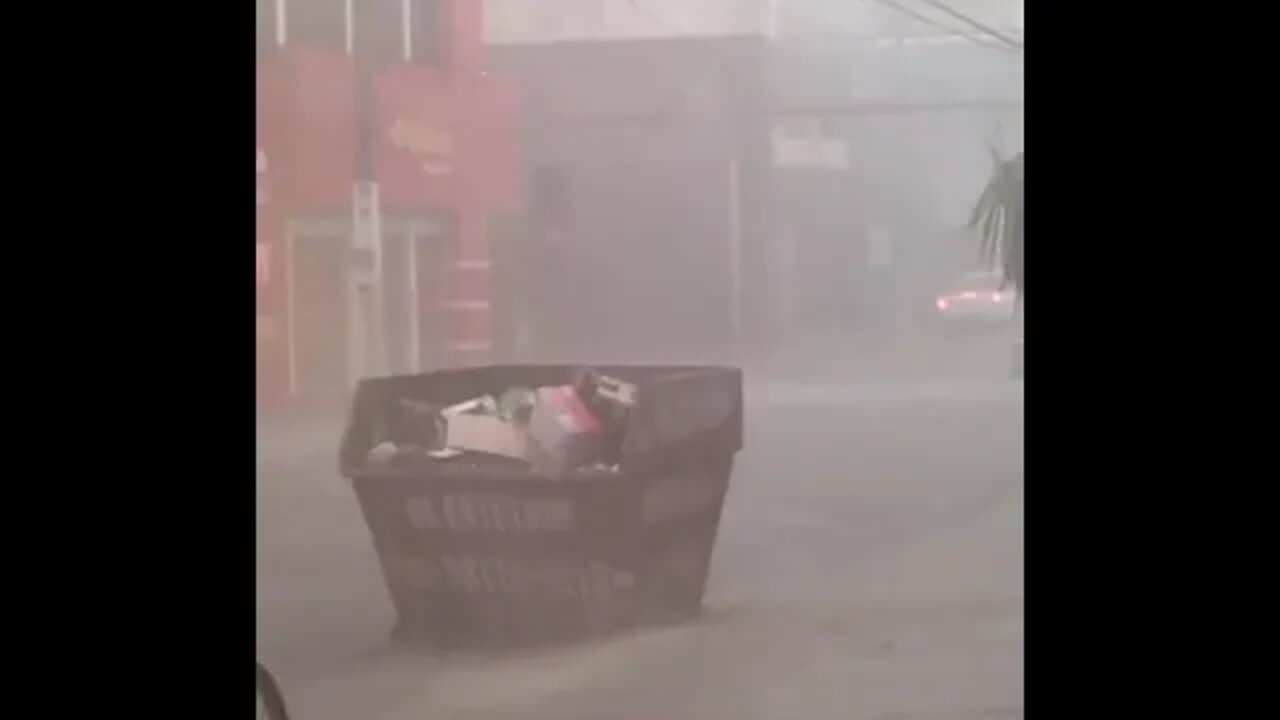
[444,411,530,461]
[395,398,447,447]
[595,374,637,407]
[497,386,537,424]
[367,441,401,465]
[359,368,645,475]
[440,395,499,418]
[573,369,635,466]
[527,384,604,475]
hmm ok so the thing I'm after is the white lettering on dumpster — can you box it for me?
[643,472,722,525]
[405,493,574,533]
[438,555,635,598]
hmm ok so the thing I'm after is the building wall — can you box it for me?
[484,0,774,44]
[488,36,771,359]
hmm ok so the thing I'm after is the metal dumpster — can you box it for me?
[339,364,743,649]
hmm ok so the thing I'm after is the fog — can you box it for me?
[258,1,1023,718]
[474,1,1025,369]
[487,64,1020,370]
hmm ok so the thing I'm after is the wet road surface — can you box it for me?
[257,336,1023,719]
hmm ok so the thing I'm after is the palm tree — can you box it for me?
[969,149,1024,374]
[969,149,1023,295]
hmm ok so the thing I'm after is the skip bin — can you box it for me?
[339,364,743,649]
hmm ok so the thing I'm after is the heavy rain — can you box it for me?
[257,2,1024,718]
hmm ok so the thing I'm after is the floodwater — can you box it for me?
[257,333,1024,719]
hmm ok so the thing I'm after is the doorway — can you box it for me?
[381,217,441,375]
[288,218,350,410]
[287,215,442,407]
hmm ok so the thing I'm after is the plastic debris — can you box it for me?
[366,368,639,476]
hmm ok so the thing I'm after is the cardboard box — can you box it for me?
[528,385,603,476]
[444,413,530,461]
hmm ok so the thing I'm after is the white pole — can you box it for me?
[348,183,385,383]
[727,160,743,345]
[402,0,413,62]
[349,184,363,387]
[370,183,385,377]
[275,0,287,46]
[285,229,298,397]
[344,0,354,55]
[407,230,421,372]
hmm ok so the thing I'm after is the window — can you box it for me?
[279,0,444,64]
[286,0,347,51]
[409,0,448,66]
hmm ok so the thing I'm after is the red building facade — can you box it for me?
[255,0,519,412]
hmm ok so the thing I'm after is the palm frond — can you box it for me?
[968,182,996,228]
[969,149,1024,295]
[979,205,1002,268]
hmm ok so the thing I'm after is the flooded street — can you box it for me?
[257,336,1023,719]
[256,2,1024,715]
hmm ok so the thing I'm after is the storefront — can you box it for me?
[255,0,518,413]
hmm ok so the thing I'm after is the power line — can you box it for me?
[626,0,1023,54]
[628,0,673,31]
[540,97,1023,125]
[913,0,1023,49]
[873,0,1016,53]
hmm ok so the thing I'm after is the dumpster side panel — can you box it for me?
[351,472,639,647]
[633,456,734,620]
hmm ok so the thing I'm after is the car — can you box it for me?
[934,270,1016,327]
